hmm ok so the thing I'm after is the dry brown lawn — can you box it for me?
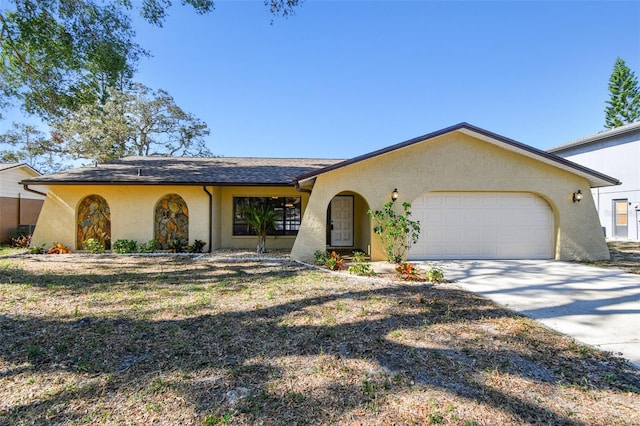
[0,252,639,425]
[592,240,640,275]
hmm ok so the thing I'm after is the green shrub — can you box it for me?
[425,265,445,283]
[29,243,46,254]
[368,201,421,264]
[313,250,328,265]
[348,263,375,276]
[139,239,160,253]
[352,250,367,263]
[113,239,138,254]
[168,238,188,253]
[82,238,104,253]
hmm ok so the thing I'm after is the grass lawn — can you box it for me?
[590,240,640,274]
[0,252,639,425]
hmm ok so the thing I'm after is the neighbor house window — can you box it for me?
[233,197,302,236]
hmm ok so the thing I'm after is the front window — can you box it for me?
[233,197,301,236]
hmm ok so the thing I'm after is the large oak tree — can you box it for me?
[1,0,301,120]
[0,122,68,173]
[56,83,212,163]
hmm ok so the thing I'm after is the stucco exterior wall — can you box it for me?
[291,132,609,262]
[32,184,310,252]
[32,185,211,250]
[210,186,222,250]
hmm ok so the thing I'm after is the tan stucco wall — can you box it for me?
[32,185,211,250]
[291,132,609,262]
[32,184,310,252]
[218,186,310,250]
[210,186,222,250]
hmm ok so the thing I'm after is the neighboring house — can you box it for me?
[548,121,640,240]
[0,163,46,243]
[22,123,619,261]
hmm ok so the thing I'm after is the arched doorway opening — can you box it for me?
[326,191,371,254]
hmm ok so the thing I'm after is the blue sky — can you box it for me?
[6,1,640,159]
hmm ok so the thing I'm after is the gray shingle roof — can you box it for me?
[547,121,640,154]
[21,156,344,186]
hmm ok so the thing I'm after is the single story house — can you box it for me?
[548,121,640,240]
[0,163,46,243]
[22,123,619,261]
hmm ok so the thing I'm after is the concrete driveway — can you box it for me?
[420,260,640,369]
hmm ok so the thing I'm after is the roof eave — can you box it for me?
[1,163,42,176]
[19,179,297,187]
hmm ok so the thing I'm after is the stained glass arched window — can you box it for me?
[154,194,189,250]
[77,195,111,250]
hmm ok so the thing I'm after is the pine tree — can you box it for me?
[605,58,640,129]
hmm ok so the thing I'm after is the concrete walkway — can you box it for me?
[415,260,640,369]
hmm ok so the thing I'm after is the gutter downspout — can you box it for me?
[23,184,47,197]
[202,185,213,253]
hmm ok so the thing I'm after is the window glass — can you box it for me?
[615,200,628,226]
[233,196,301,236]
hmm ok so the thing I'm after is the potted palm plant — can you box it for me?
[239,203,281,254]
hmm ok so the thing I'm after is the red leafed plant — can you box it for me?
[325,251,346,271]
[395,262,420,281]
[47,242,72,254]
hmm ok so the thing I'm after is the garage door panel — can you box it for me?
[445,196,463,207]
[462,244,496,257]
[425,196,443,207]
[408,192,553,260]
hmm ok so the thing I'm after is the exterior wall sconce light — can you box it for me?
[573,190,583,203]
[391,188,399,202]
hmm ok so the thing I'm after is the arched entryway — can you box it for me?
[77,195,111,250]
[154,194,189,250]
[326,191,371,254]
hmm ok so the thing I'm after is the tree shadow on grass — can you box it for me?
[0,257,301,295]
[1,264,640,424]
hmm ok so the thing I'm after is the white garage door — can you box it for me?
[408,192,554,260]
